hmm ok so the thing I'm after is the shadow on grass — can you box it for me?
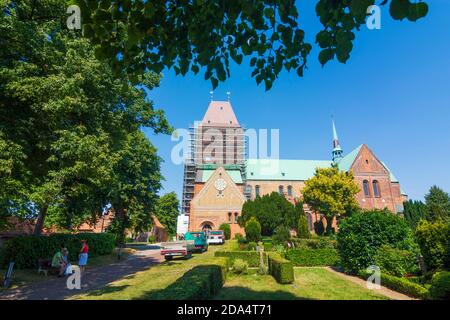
[214,286,308,300]
[83,285,131,297]
[126,244,161,251]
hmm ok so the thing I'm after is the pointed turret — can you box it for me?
[332,119,343,164]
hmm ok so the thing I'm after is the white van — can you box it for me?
[207,230,225,245]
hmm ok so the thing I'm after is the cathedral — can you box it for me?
[182,100,407,237]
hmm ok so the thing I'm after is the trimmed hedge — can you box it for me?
[215,250,261,267]
[263,242,274,251]
[429,271,450,300]
[286,249,339,266]
[267,252,294,284]
[358,270,428,299]
[292,238,337,249]
[153,258,229,300]
[1,233,116,269]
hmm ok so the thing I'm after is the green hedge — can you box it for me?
[267,252,294,284]
[358,270,428,299]
[429,271,450,300]
[292,238,337,249]
[215,250,261,267]
[1,233,116,269]
[152,258,229,300]
[263,242,274,251]
[285,249,339,266]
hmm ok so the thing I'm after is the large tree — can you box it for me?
[403,199,427,230]
[239,192,301,236]
[424,186,450,221]
[154,192,180,236]
[0,0,170,234]
[73,0,428,90]
[302,167,360,235]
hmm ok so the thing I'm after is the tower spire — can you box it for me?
[332,118,343,164]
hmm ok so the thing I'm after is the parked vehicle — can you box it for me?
[207,230,225,245]
[185,231,209,252]
[160,239,195,261]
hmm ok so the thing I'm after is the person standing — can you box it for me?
[78,240,89,273]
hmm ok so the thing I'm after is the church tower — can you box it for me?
[332,119,343,164]
[181,100,247,215]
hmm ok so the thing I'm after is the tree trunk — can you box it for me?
[33,205,48,235]
[115,206,127,245]
[325,215,335,235]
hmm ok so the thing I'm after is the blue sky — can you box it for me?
[143,1,450,202]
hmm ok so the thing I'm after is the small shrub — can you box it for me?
[234,233,243,240]
[286,249,339,266]
[374,245,419,277]
[246,242,257,251]
[429,271,450,300]
[297,215,311,239]
[263,242,274,251]
[272,225,291,245]
[267,252,294,284]
[245,217,261,242]
[232,258,249,274]
[148,235,156,243]
[219,223,231,240]
[237,236,247,244]
[214,251,261,267]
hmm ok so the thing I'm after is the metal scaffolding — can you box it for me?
[181,123,250,214]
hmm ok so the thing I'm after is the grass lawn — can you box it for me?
[71,240,389,300]
[71,241,234,300]
[215,267,389,300]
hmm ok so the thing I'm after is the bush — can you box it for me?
[1,233,116,268]
[429,271,450,300]
[267,252,294,284]
[263,242,274,251]
[272,225,291,245]
[153,258,229,299]
[148,235,156,243]
[245,217,261,242]
[297,215,311,239]
[286,249,339,266]
[232,258,249,274]
[374,245,419,277]
[215,251,261,267]
[219,223,231,240]
[358,270,428,299]
[415,219,449,271]
[293,237,337,249]
[234,233,243,240]
[246,242,257,251]
[337,210,417,274]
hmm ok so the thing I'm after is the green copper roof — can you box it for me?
[200,169,243,184]
[246,159,332,181]
[337,144,363,172]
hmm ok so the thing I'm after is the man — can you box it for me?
[52,247,68,277]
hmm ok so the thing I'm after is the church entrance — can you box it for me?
[201,222,213,234]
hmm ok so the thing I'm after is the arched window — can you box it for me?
[234,212,239,223]
[279,185,284,195]
[373,180,380,197]
[363,180,370,197]
[287,185,293,197]
[228,212,232,223]
[255,185,260,197]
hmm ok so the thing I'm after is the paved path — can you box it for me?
[324,267,415,300]
[0,244,164,300]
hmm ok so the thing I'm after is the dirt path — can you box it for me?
[323,267,415,300]
[0,245,164,300]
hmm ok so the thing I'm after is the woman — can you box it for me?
[78,240,89,273]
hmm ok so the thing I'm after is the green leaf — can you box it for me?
[318,48,334,66]
[390,0,410,21]
[407,2,429,22]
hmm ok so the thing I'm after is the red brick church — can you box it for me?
[182,100,407,237]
